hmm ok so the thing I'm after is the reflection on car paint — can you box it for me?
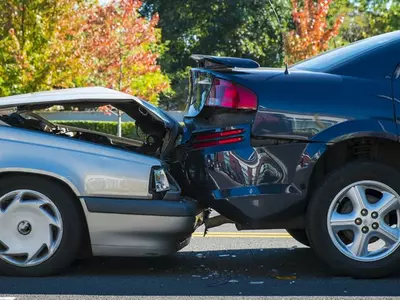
[85,175,143,196]
[253,109,346,140]
[205,147,287,188]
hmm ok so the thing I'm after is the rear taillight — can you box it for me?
[194,129,244,141]
[205,78,257,110]
[193,129,244,149]
[193,137,243,149]
[150,167,170,193]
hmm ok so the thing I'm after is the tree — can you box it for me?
[0,0,87,96]
[0,0,169,106]
[77,0,170,105]
[284,0,345,64]
[141,0,291,110]
[326,0,399,46]
[356,0,399,36]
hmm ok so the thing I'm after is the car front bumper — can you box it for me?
[80,197,202,257]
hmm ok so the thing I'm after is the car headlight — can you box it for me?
[153,168,170,193]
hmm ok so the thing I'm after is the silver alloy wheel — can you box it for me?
[327,180,400,262]
[0,189,63,267]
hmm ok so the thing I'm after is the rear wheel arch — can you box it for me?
[0,169,81,196]
[307,136,400,205]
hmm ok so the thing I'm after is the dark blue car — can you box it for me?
[172,30,400,278]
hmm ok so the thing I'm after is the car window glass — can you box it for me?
[34,105,142,140]
[292,31,399,72]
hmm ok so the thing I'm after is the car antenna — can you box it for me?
[284,62,290,75]
[267,0,290,75]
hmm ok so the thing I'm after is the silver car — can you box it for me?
[0,87,202,276]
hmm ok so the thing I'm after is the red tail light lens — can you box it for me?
[206,78,257,110]
[194,129,244,141]
[193,128,245,149]
[193,137,243,149]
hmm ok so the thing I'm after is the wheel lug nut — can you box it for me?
[371,211,378,219]
[355,218,362,225]
[362,226,369,233]
[361,209,368,216]
[372,222,379,230]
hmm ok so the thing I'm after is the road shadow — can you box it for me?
[0,247,399,297]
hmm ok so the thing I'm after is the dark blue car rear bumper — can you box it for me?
[172,130,316,228]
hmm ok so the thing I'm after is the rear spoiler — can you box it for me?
[190,54,260,69]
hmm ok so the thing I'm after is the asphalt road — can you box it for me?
[1,223,400,300]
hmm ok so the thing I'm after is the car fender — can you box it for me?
[0,167,81,195]
[310,118,398,144]
[291,118,399,197]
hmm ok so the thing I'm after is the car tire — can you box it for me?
[286,229,310,247]
[306,161,400,278]
[0,174,84,276]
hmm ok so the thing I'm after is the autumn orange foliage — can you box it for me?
[285,0,344,65]
[62,0,169,105]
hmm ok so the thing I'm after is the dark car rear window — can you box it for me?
[291,31,400,72]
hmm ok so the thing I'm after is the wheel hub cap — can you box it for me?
[327,180,400,262]
[17,220,32,235]
[0,190,63,267]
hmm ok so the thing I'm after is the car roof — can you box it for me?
[0,87,134,109]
